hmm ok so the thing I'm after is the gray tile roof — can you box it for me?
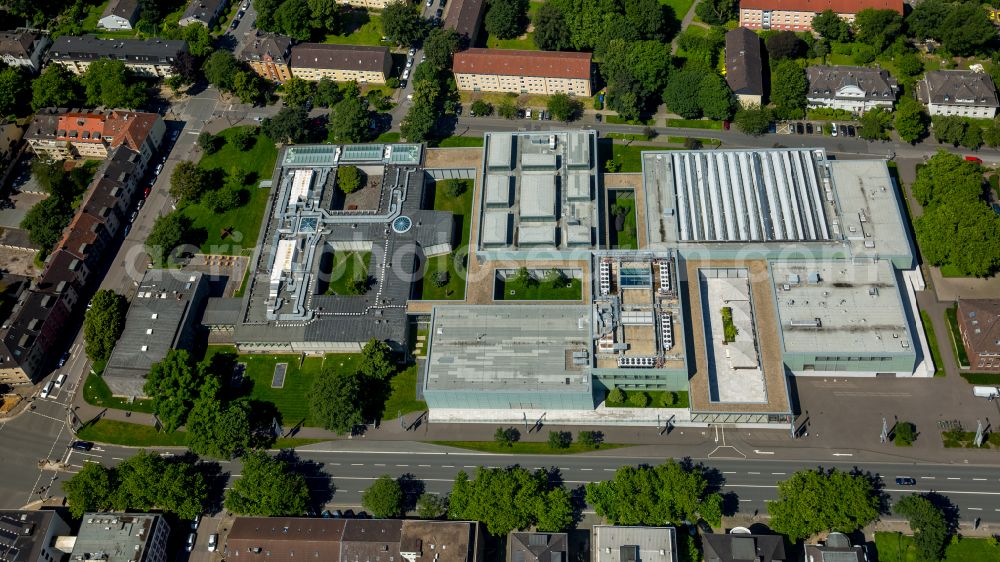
[919,69,1000,107]
[806,65,897,102]
[290,43,389,72]
[49,35,187,65]
[725,28,763,97]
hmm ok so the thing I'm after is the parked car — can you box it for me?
[143,186,152,198]
[170,130,180,141]
[408,47,416,57]
[123,224,131,237]
[722,120,730,130]
[137,199,144,210]
[805,123,813,134]
[191,515,201,530]
[185,533,196,553]
[830,123,838,137]
[208,534,218,552]
[436,7,443,17]
[965,156,984,164]
[129,210,138,223]
[154,163,163,175]
[54,373,67,387]
[57,352,70,368]
[895,477,916,486]
[71,441,94,451]
[39,381,53,399]
[839,124,848,136]
[426,0,432,5]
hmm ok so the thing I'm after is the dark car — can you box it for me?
[895,477,917,486]
[71,441,94,451]
[839,125,848,136]
[805,123,813,134]
[57,352,70,368]
[795,122,804,134]
[435,7,443,17]
[846,125,856,137]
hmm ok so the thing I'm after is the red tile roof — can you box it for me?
[56,113,105,144]
[103,110,157,152]
[453,49,592,80]
[739,0,902,13]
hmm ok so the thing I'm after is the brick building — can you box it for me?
[237,31,293,83]
[290,44,391,84]
[453,49,592,97]
[739,0,902,31]
[957,299,1000,372]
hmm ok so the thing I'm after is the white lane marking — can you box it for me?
[974,478,987,481]
[351,463,364,466]
[922,477,935,480]
[832,453,853,457]
[604,468,616,472]
[418,464,431,468]
[111,457,124,461]
[442,465,454,468]
[580,468,592,471]
[748,472,761,475]
[396,464,409,467]
[947,477,961,480]
[723,471,737,474]
[771,472,786,476]
[374,464,386,467]
[968,507,983,511]
[739,499,753,502]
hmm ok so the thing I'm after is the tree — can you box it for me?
[84,290,127,363]
[329,96,370,143]
[629,391,649,407]
[198,132,221,154]
[931,115,966,146]
[698,72,735,120]
[400,100,437,142]
[906,0,948,40]
[144,350,203,432]
[169,160,209,202]
[767,468,880,541]
[424,28,460,70]
[382,1,426,46]
[494,426,520,447]
[0,67,28,117]
[895,495,949,562]
[858,108,893,141]
[532,2,572,51]
[145,212,191,267]
[607,387,626,404]
[663,69,704,119]
[585,460,724,526]
[232,127,258,151]
[548,431,571,449]
[314,78,343,108]
[894,421,916,446]
[417,493,448,519]
[274,0,312,40]
[31,64,80,110]
[624,0,669,41]
[984,120,1000,148]
[485,0,528,40]
[497,99,519,119]
[233,70,266,105]
[337,165,362,194]
[64,462,115,517]
[470,100,493,116]
[544,268,568,288]
[854,8,902,51]
[961,123,983,150]
[254,0,282,31]
[695,0,737,25]
[310,369,363,434]
[203,51,241,92]
[602,39,672,121]
[309,0,341,33]
[225,451,311,516]
[811,9,849,41]
[547,93,582,122]
[178,24,213,57]
[81,59,146,109]
[766,31,804,60]
[363,475,405,518]
[433,271,450,287]
[186,395,257,459]
[911,152,984,209]
[448,467,574,535]
[445,179,467,197]
[940,3,994,56]
[578,430,602,448]
[770,60,808,119]
[21,197,72,256]
[360,338,394,381]
[675,26,724,68]
[282,76,315,109]
[916,196,1000,277]
[263,107,310,144]
[894,52,923,81]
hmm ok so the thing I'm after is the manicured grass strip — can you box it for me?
[233,267,251,298]
[945,306,970,367]
[77,419,187,447]
[666,118,724,130]
[429,441,628,455]
[960,372,1000,384]
[875,532,1000,562]
[939,264,969,278]
[607,132,654,142]
[605,115,656,126]
[273,438,329,448]
[420,180,473,300]
[918,311,945,377]
[941,430,1000,448]
[325,251,370,295]
[376,132,401,142]
[599,140,664,173]
[434,136,484,147]
[83,374,156,414]
[381,364,426,419]
[498,278,582,301]
[606,389,690,409]
[609,190,637,249]
[660,0,695,19]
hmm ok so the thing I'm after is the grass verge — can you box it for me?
[605,115,656,126]
[381,364,426,419]
[666,118,724,130]
[960,372,1000,384]
[83,374,156,414]
[941,429,1000,448]
[945,306,971,368]
[77,419,187,447]
[606,389,690,409]
[497,278,583,301]
[429,441,629,455]
[919,311,945,377]
[420,180,473,300]
[875,532,1000,562]
[433,136,484,148]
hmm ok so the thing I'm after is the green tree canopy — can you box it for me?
[186,373,264,459]
[916,197,1000,277]
[282,76,315,109]
[146,212,193,267]
[905,0,948,40]
[360,338,395,381]
[143,349,204,432]
[81,59,146,109]
[423,28,461,70]
[853,8,903,51]
[532,2,572,51]
[225,451,311,516]
[31,64,80,111]
[204,51,242,93]
[602,39,672,121]
[624,0,670,41]
[941,3,995,56]
[695,0,737,25]
[417,493,449,519]
[770,60,808,119]
[485,0,528,40]
[84,290,127,363]
[858,108,893,140]
[382,1,427,46]
[263,107,310,144]
[310,369,363,434]
[663,68,706,119]
[766,31,805,60]
[547,93,583,122]
[734,104,772,136]
[766,468,881,541]
[337,165,362,194]
[362,475,405,518]
[315,78,344,108]
[911,151,983,208]
[811,9,850,41]
[585,459,724,526]
[698,72,735,120]
[64,462,115,517]
[169,160,209,202]
[0,67,29,118]
[21,197,72,257]
[329,95,370,143]
[894,97,929,144]
[448,467,574,535]
[400,100,437,142]
[273,0,313,40]
[894,495,950,562]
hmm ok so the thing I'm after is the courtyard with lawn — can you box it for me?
[325,251,371,295]
[420,180,473,300]
[495,272,583,301]
[178,126,278,255]
[324,10,388,46]
[482,1,543,50]
[609,190,638,249]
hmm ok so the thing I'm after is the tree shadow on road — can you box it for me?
[276,449,336,509]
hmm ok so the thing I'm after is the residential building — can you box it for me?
[69,513,170,562]
[342,0,394,8]
[509,532,568,562]
[0,30,51,72]
[0,121,25,167]
[739,0,903,31]
[725,28,764,107]
[917,70,1000,118]
[290,43,391,83]
[804,533,867,562]
[957,299,1000,371]
[103,270,209,398]
[179,0,228,28]
[453,49,592,97]
[702,533,786,562]
[98,0,141,30]
[237,31,294,83]
[0,510,71,562]
[26,108,165,165]
[444,0,487,46]
[806,65,898,113]
[225,518,482,562]
[592,526,677,562]
[48,35,187,78]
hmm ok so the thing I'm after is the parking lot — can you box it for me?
[777,121,857,137]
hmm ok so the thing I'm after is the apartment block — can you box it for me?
[70,514,170,562]
[237,31,293,83]
[739,0,902,31]
[453,49,592,97]
[290,43,391,84]
[806,65,898,113]
[26,108,165,165]
[0,30,51,72]
[48,35,187,78]
[0,510,71,562]
[918,70,1000,119]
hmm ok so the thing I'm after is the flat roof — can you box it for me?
[771,259,912,354]
[828,159,912,261]
[593,527,677,562]
[487,134,513,170]
[519,174,557,219]
[425,305,592,392]
[485,174,511,206]
[700,268,767,403]
[482,211,511,246]
[518,224,556,245]
[567,172,590,200]
[73,514,162,562]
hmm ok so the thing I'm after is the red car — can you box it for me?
[965,156,983,165]
[143,186,152,198]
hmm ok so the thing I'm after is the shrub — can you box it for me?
[338,165,362,194]
[387,77,400,89]
[629,391,649,407]
[547,431,571,449]
[593,97,604,110]
[661,391,678,407]
[444,179,467,197]
[470,99,493,116]
[607,387,626,404]
[578,430,602,448]
[494,427,520,447]
[433,271,450,287]
[721,307,738,342]
[894,421,916,446]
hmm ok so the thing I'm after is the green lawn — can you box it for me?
[324,10,388,46]
[420,180,473,300]
[942,429,1000,448]
[600,140,662,173]
[179,127,278,255]
[666,118,724,130]
[960,372,1000,384]
[381,364,426,419]
[945,306,971,367]
[875,532,1000,562]
[609,190,638,249]
[606,389,690,409]
[607,132,655,142]
[919,311,946,377]
[325,251,370,295]
[233,267,251,298]
[660,0,695,18]
[376,132,401,142]
[430,441,628,454]
[484,1,543,49]
[939,264,969,278]
[497,277,583,301]
[83,374,157,413]
[433,135,484,147]
[77,419,188,447]
[605,115,656,126]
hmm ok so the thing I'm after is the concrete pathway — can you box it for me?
[671,0,703,55]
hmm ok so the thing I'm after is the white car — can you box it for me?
[426,0,432,5]
[208,534,218,552]
[402,68,410,80]
[185,533,196,553]
[408,47,416,57]
[154,163,163,175]
[40,381,53,399]
[55,374,67,387]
